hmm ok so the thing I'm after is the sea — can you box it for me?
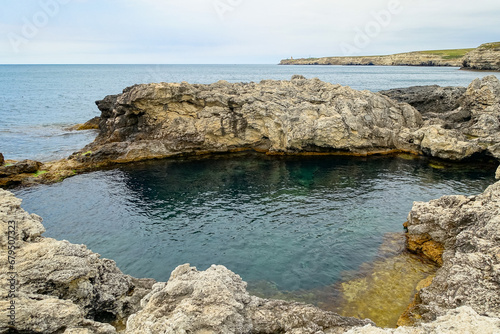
[2,65,499,306]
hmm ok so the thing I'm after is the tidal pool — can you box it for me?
[14,153,495,325]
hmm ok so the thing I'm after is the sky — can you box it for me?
[1,0,499,64]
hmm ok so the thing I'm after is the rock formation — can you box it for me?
[0,189,373,333]
[0,153,4,166]
[72,75,423,166]
[462,42,500,71]
[279,52,463,67]
[126,264,372,334]
[2,75,500,189]
[0,189,155,333]
[402,180,500,325]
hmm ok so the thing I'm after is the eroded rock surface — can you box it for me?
[73,76,423,164]
[126,264,373,334]
[0,189,155,333]
[403,180,500,324]
[462,42,500,71]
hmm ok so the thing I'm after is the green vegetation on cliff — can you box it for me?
[417,48,475,60]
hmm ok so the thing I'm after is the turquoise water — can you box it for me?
[3,64,498,295]
[14,154,495,291]
[0,64,498,161]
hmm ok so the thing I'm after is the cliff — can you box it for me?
[462,42,500,71]
[280,42,500,71]
[279,50,466,67]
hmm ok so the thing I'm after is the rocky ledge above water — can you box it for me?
[2,180,500,333]
[2,74,500,188]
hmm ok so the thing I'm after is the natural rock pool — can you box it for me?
[14,153,495,326]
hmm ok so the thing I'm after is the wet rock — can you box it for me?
[126,264,373,334]
[70,116,101,131]
[403,181,500,323]
[0,159,41,176]
[0,189,155,333]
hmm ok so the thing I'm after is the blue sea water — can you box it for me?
[2,64,499,295]
[0,64,498,161]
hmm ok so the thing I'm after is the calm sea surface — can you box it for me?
[1,64,499,161]
[3,65,498,295]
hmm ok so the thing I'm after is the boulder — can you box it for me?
[126,264,373,334]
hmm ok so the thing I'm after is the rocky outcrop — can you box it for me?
[0,159,43,188]
[0,189,155,333]
[279,52,464,67]
[72,75,423,165]
[0,189,373,333]
[127,264,372,334]
[462,42,500,71]
[0,153,4,166]
[402,180,500,324]
[379,86,467,118]
[70,116,101,131]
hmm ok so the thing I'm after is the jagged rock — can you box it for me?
[70,116,101,131]
[126,264,373,334]
[462,42,500,71]
[379,85,467,118]
[403,180,500,324]
[346,306,500,333]
[0,159,41,177]
[0,189,155,333]
[0,153,4,166]
[73,77,423,164]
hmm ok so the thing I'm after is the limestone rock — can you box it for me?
[379,85,467,118]
[279,52,463,67]
[74,77,423,164]
[462,42,500,71]
[126,264,373,334]
[70,116,101,131]
[345,306,500,333]
[404,181,500,323]
[0,189,155,333]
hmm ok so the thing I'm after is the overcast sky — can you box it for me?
[1,0,499,64]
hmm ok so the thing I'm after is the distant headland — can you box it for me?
[280,42,500,71]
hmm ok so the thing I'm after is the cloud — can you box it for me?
[1,0,499,63]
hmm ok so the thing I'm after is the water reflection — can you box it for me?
[14,153,494,292]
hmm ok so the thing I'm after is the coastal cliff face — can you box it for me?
[279,52,462,67]
[462,42,500,71]
[75,75,422,164]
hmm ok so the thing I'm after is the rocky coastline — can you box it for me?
[2,179,500,333]
[279,42,500,71]
[2,74,500,188]
[2,74,500,332]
